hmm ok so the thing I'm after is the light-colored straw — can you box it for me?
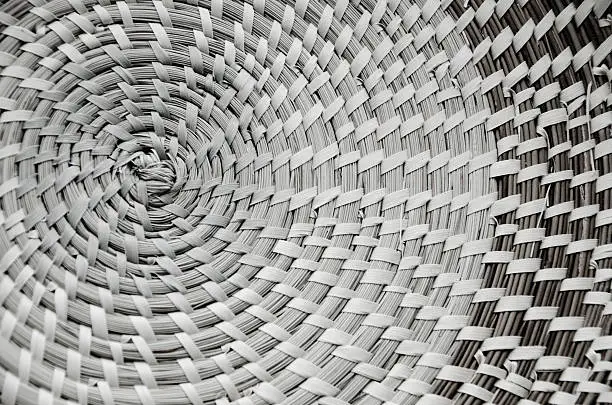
[0,0,610,404]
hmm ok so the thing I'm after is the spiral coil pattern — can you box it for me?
[0,0,610,404]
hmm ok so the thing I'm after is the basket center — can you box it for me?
[124,146,183,208]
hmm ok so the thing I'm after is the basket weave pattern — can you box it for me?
[0,0,610,404]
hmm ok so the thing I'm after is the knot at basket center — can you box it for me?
[120,144,187,208]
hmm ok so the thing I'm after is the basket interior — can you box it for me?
[0,0,610,404]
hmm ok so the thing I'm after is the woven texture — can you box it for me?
[0,0,610,404]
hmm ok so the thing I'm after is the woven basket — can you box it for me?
[0,0,610,404]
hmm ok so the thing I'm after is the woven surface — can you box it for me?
[0,0,610,404]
